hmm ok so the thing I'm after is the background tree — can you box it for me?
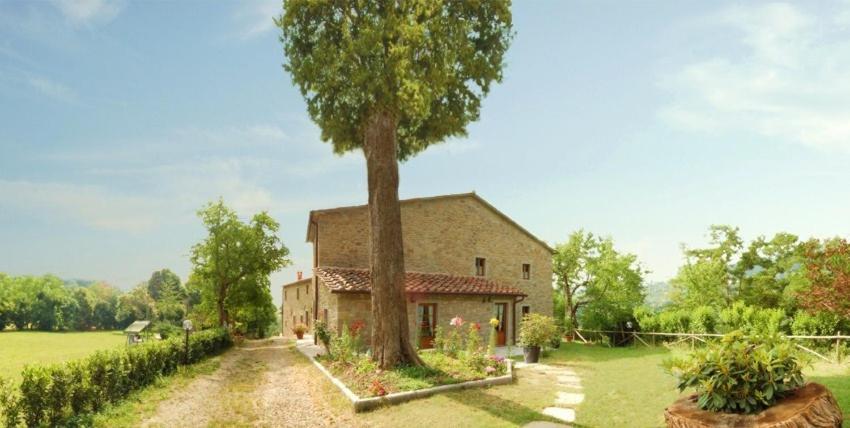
[189,200,290,329]
[734,232,805,310]
[278,0,513,368]
[670,225,742,308]
[115,284,156,328]
[147,269,184,301]
[798,238,850,319]
[553,230,646,334]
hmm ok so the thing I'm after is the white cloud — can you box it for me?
[658,2,850,151]
[0,180,160,232]
[234,0,280,40]
[52,0,124,26]
[26,75,77,102]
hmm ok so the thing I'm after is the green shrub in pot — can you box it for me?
[665,331,806,414]
[519,314,558,362]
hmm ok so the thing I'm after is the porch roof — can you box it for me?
[315,266,527,297]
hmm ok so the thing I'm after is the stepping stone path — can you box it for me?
[518,362,584,427]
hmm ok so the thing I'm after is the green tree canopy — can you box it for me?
[278,0,513,160]
[553,230,646,333]
[189,200,290,331]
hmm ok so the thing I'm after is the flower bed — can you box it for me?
[310,316,512,409]
[319,351,508,397]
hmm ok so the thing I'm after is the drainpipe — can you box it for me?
[312,219,319,346]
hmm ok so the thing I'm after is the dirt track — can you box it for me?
[141,337,357,428]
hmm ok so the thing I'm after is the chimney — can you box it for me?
[297,271,303,280]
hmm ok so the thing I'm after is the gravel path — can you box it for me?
[141,337,357,428]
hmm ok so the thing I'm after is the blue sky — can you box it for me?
[2,1,850,305]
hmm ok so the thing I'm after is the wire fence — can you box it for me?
[573,329,850,364]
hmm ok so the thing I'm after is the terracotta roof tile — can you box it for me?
[315,266,527,296]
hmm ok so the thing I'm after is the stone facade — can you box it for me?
[281,277,312,337]
[299,193,553,345]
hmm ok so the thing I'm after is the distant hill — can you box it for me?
[644,281,671,310]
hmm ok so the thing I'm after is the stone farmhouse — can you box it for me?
[281,192,553,347]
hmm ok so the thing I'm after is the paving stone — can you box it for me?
[522,421,571,428]
[542,407,576,423]
[557,375,582,385]
[555,391,584,406]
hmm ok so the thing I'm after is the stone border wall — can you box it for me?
[298,345,514,412]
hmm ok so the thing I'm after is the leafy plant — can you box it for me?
[315,320,332,354]
[665,332,806,414]
[518,313,558,348]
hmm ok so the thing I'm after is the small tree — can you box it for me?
[189,200,290,328]
[553,230,646,335]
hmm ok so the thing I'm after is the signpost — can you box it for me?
[182,319,193,364]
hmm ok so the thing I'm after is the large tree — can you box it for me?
[553,230,646,334]
[670,225,742,308]
[189,200,290,328]
[798,238,850,319]
[278,0,513,367]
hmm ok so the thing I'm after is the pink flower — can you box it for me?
[485,366,496,374]
[450,316,464,327]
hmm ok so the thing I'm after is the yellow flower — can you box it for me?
[489,318,500,327]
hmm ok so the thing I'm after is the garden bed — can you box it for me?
[304,348,513,412]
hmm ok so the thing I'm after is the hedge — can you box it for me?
[0,328,231,427]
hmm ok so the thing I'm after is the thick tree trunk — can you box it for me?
[363,109,422,369]
[217,284,228,327]
[665,383,843,428]
[564,286,578,336]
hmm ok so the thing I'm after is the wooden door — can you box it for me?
[495,303,507,346]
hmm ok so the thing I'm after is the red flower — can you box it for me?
[472,322,481,331]
[349,320,366,335]
[370,379,387,396]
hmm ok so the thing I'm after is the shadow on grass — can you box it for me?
[540,342,673,364]
[444,388,589,428]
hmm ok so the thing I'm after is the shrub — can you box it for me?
[2,328,231,427]
[717,302,789,335]
[690,306,718,334]
[329,323,358,365]
[658,309,690,333]
[518,313,558,348]
[666,332,806,414]
[315,320,332,354]
[634,306,660,332]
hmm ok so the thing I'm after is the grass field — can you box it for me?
[0,331,125,381]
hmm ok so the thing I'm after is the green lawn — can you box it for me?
[541,342,850,428]
[0,331,125,381]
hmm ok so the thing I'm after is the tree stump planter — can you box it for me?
[664,383,843,428]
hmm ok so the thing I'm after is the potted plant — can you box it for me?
[518,313,557,363]
[664,331,843,427]
[292,323,307,340]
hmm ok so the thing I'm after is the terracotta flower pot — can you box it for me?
[664,383,843,428]
[295,332,304,340]
[523,345,541,363]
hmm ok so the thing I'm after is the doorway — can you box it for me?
[417,303,437,349]
[494,302,507,346]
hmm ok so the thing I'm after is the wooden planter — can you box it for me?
[665,383,843,428]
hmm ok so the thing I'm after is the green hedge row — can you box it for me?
[0,328,231,427]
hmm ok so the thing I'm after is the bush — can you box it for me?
[658,309,690,333]
[1,328,231,427]
[717,302,789,335]
[666,332,806,414]
[690,306,718,334]
[518,313,558,348]
[315,320,332,354]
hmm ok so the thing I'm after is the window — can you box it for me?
[323,309,328,322]
[475,257,486,276]
[284,289,287,300]
[306,284,309,294]
[522,263,531,280]
[296,288,300,300]
[306,311,310,327]
[522,306,530,318]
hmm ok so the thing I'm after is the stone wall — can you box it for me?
[332,292,520,345]
[281,278,312,337]
[313,194,553,321]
